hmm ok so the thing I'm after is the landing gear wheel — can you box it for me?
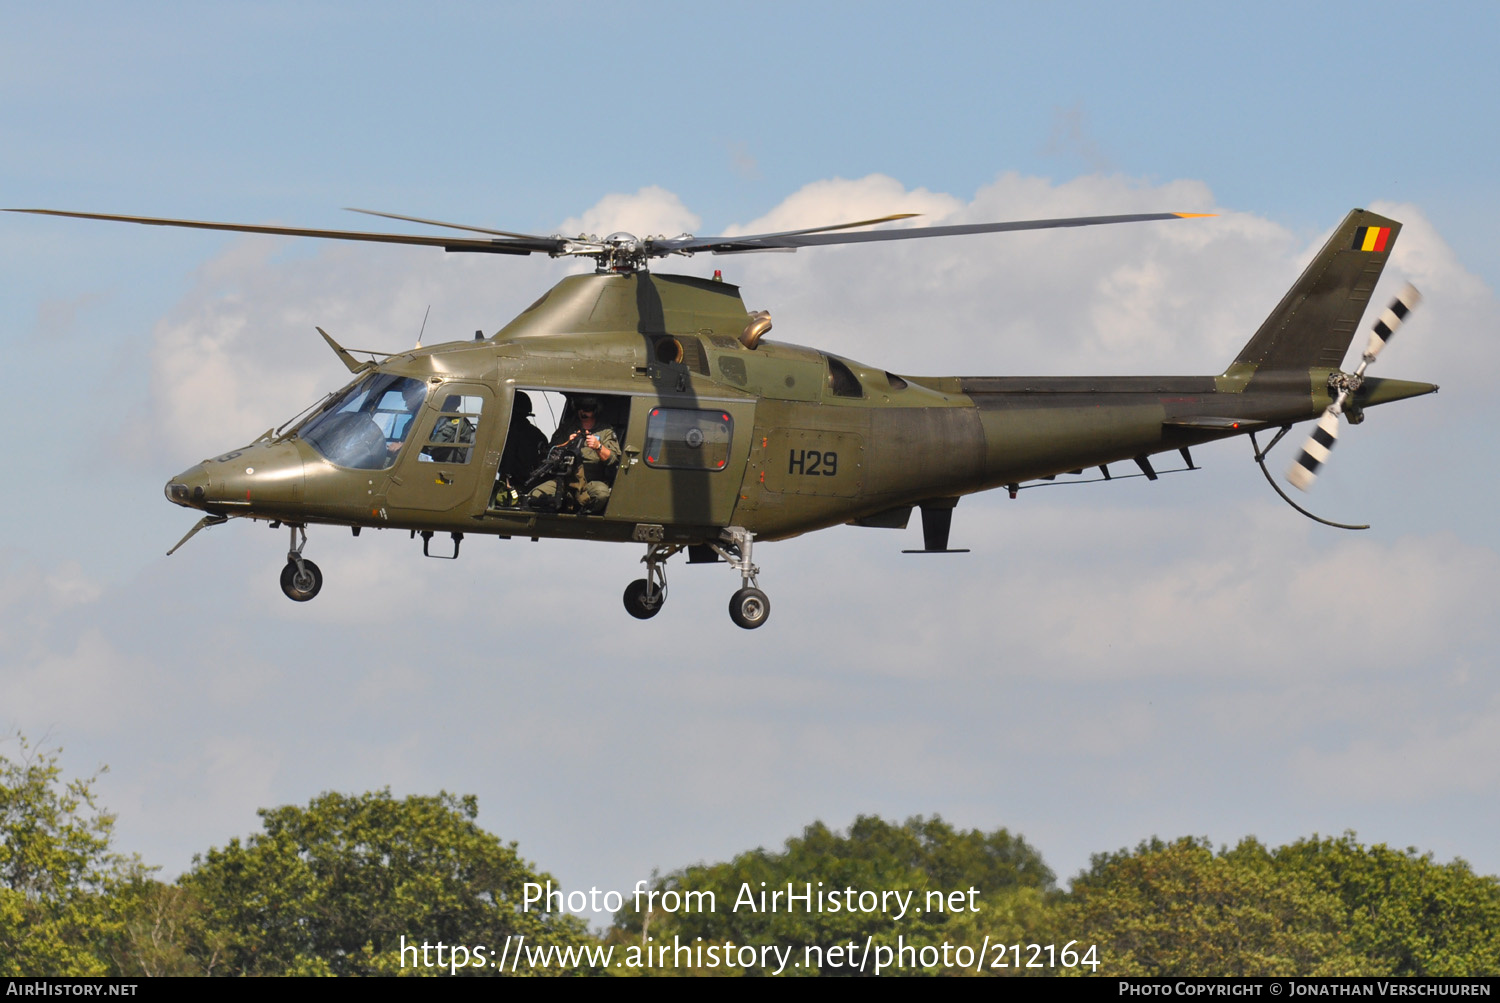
[623,578,664,620]
[728,587,770,629]
[280,559,323,602]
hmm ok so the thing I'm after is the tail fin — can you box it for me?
[1230,209,1400,375]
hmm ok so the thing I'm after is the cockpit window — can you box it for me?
[300,373,428,470]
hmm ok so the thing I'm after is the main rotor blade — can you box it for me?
[5,208,562,255]
[340,209,922,249]
[11,205,1214,266]
[662,211,1211,254]
[721,212,922,241]
[342,207,556,242]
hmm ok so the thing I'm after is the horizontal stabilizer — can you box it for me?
[1163,416,1268,431]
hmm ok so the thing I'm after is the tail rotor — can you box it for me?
[1286,283,1421,491]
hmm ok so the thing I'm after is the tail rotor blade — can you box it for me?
[1287,283,1421,492]
[1287,409,1340,491]
[1364,283,1421,362]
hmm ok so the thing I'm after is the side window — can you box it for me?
[421,394,482,464]
[826,356,864,399]
[643,408,733,471]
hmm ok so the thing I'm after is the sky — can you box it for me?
[2,1,1497,928]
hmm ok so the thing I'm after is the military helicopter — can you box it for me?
[9,204,1436,628]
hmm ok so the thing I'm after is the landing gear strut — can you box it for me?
[622,528,770,628]
[712,527,769,630]
[623,543,676,619]
[280,524,322,602]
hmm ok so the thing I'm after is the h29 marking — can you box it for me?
[788,449,838,476]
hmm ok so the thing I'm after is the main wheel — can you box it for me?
[728,587,770,629]
[623,578,664,619]
[280,559,323,602]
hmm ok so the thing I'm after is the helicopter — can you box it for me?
[8,204,1436,628]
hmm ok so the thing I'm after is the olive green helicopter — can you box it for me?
[8,204,1436,628]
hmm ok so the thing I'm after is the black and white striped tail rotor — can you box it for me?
[1286,410,1340,491]
[1365,283,1421,363]
[1286,283,1420,492]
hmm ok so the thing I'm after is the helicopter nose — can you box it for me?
[165,464,210,509]
[165,442,307,514]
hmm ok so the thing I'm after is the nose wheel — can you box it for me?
[623,543,673,619]
[623,578,664,619]
[280,524,323,602]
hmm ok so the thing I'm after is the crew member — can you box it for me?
[494,391,548,506]
[527,397,619,514]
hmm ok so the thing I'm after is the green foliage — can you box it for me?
[178,789,596,976]
[609,815,1054,976]
[103,874,227,976]
[8,738,1499,979]
[1064,836,1358,976]
[1274,833,1500,976]
[1063,833,1500,977]
[0,735,124,976]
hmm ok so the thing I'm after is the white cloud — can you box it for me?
[727,174,962,235]
[557,186,701,241]
[1371,200,1496,382]
[712,173,1290,377]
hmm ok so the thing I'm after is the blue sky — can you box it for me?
[3,2,1497,927]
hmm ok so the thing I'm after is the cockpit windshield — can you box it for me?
[298,373,427,470]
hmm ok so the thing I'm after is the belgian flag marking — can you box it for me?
[1352,226,1391,252]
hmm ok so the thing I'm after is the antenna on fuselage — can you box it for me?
[416,305,430,349]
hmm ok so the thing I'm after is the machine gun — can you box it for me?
[521,428,591,511]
